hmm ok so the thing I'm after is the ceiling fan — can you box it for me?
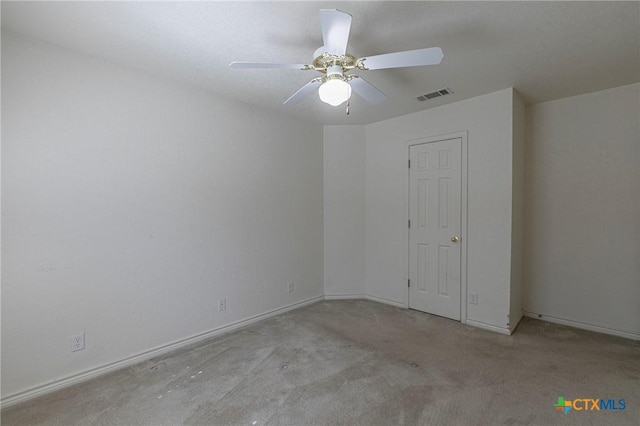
[229,9,444,107]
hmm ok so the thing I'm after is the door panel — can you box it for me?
[409,138,462,320]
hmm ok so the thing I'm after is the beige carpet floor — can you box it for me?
[2,299,639,425]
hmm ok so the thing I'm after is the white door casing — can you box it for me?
[409,138,462,320]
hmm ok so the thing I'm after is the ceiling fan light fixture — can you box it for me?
[230,9,442,107]
[319,76,352,106]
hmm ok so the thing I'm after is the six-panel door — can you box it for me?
[409,138,462,320]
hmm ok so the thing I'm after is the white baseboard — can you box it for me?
[329,295,519,335]
[465,319,512,335]
[0,295,324,409]
[364,294,406,308]
[509,311,524,334]
[523,311,640,341]
[324,294,366,300]
[324,294,406,308]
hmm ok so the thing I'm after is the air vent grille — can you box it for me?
[416,87,454,102]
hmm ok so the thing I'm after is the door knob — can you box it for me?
[451,236,459,243]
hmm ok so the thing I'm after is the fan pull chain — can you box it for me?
[346,101,350,115]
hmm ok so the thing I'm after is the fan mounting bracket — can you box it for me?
[312,53,358,73]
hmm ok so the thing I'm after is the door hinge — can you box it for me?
[408,279,411,288]
[408,159,411,168]
[408,219,411,228]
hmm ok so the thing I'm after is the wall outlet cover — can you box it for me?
[72,333,85,352]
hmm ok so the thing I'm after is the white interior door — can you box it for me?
[409,138,462,320]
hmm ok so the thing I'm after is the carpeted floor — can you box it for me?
[2,299,639,425]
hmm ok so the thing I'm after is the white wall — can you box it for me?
[364,89,517,330]
[1,33,324,400]
[510,90,526,329]
[524,83,640,338]
[323,126,366,298]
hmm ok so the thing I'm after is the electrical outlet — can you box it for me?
[470,293,478,305]
[72,333,85,352]
[218,298,226,312]
[287,282,294,293]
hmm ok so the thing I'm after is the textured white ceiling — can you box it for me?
[2,1,639,125]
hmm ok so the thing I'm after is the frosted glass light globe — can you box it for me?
[318,79,352,106]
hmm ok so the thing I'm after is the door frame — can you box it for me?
[405,131,468,323]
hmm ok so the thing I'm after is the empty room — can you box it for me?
[1,1,638,425]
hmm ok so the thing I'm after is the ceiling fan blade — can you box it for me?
[319,9,352,56]
[359,47,444,70]
[349,76,387,104]
[283,79,322,105]
[230,61,309,70]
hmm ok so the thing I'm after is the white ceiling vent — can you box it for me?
[416,87,453,101]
